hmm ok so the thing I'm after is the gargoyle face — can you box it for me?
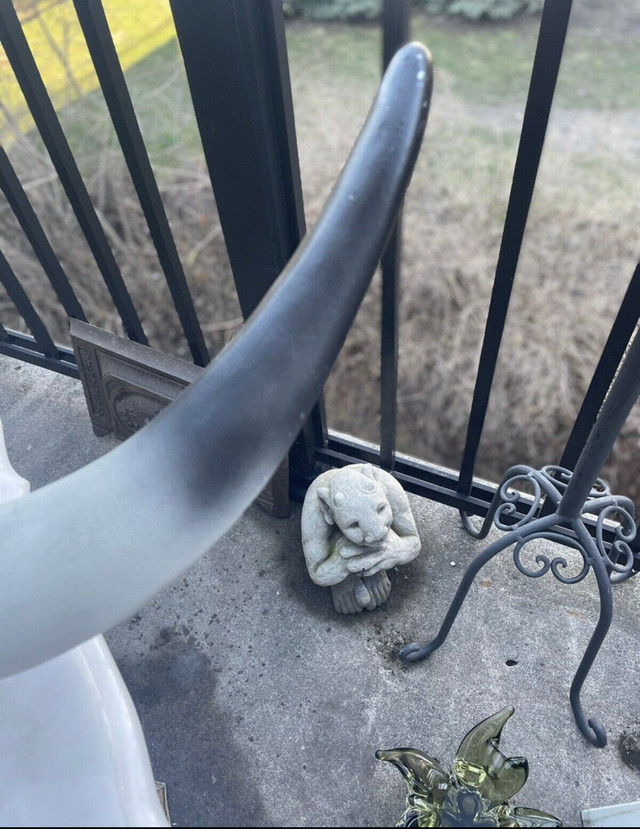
[320,464,393,547]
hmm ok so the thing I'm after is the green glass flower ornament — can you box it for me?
[377,707,562,828]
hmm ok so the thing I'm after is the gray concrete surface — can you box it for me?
[2,353,640,827]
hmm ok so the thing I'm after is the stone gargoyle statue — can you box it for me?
[301,463,421,614]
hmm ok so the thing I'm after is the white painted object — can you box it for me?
[582,801,640,827]
[0,418,29,502]
[0,417,168,828]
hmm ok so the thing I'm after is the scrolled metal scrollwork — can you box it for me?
[592,503,637,576]
[512,531,590,585]
[540,465,572,490]
[492,467,565,532]
[540,465,610,499]
[487,467,635,580]
[493,472,543,531]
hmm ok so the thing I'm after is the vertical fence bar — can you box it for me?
[0,146,87,322]
[0,329,77,376]
[170,0,326,470]
[72,0,210,366]
[0,2,147,345]
[383,0,410,69]
[0,247,57,357]
[538,263,640,521]
[557,263,640,473]
[559,312,640,520]
[456,0,573,497]
[379,0,410,472]
[169,0,305,318]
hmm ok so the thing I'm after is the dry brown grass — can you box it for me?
[289,11,640,500]
[0,129,242,358]
[3,7,640,503]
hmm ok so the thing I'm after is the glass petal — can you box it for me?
[397,797,440,827]
[376,748,449,799]
[493,803,520,827]
[453,708,528,802]
[510,806,563,827]
[488,756,529,803]
[439,785,501,827]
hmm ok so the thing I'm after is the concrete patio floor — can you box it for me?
[2,353,640,827]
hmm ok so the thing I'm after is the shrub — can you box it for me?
[283,0,544,22]
[283,0,381,21]
[441,0,544,20]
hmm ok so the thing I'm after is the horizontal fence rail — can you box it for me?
[0,328,77,376]
[290,429,639,561]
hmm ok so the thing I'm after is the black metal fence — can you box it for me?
[1,0,639,543]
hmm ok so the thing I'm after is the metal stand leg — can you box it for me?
[399,512,559,663]
[400,466,637,748]
[402,319,640,746]
[568,522,614,747]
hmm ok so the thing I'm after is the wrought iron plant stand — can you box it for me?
[399,319,640,749]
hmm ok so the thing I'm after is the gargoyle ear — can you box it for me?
[317,486,334,525]
[360,463,376,481]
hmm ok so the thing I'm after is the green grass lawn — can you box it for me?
[3,5,638,150]
[286,14,640,110]
[0,0,175,138]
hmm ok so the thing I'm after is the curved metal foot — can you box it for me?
[398,640,439,664]
[570,706,607,748]
[399,513,560,665]
[459,509,487,539]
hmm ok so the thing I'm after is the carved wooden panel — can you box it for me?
[70,319,289,516]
